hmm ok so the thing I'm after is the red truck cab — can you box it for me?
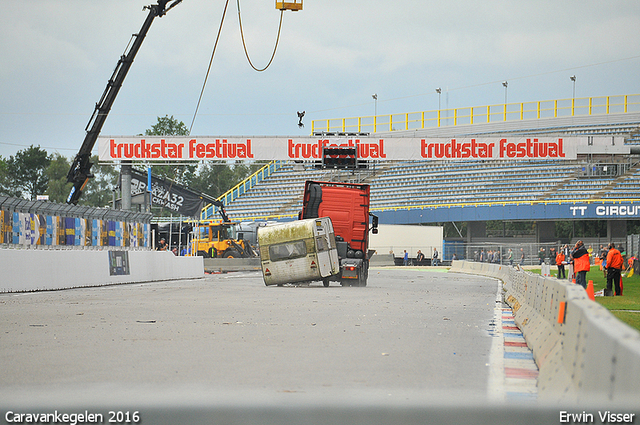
[300,180,378,286]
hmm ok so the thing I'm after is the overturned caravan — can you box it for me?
[259,180,379,287]
[258,217,339,286]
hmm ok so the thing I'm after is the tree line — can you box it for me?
[0,116,265,213]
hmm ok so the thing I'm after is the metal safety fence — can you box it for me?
[0,196,152,250]
[443,240,629,266]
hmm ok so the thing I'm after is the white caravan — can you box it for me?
[258,217,339,286]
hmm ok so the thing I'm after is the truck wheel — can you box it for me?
[323,278,330,287]
[222,249,240,258]
[359,268,368,287]
[197,250,209,258]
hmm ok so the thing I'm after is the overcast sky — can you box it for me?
[1,0,639,159]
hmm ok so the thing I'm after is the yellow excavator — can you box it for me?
[190,200,256,258]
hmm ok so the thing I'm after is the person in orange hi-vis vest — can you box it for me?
[555,249,566,279]
[571,240,590,289]
[605,242,624,296]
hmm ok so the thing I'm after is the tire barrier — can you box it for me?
[449,260,640,403]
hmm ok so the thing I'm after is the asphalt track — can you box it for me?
[0,267,543,423]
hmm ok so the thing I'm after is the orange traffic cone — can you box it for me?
[586,280,595,301]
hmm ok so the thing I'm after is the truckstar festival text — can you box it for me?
[99,136,585,161]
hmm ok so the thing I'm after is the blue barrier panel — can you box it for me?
[74,217,82,246]
[108,221,116,246]
[92,219,100,246]
[12,212,20,245]
[65,217,74,246]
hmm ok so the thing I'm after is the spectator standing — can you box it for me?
[538,247,546,265]
[571,240,590,289]
[605,243,623,296]
[403,250,409,266]
[157,238,167,251]
[555,249,566,279]
[432,248,439,267]
[600,244,609,278]
[507,248,513,266]
[549,247,556,264]
[416,250,425,265]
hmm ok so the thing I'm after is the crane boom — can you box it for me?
[66,0,182,205]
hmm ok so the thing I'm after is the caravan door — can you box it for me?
[313,217,339,277]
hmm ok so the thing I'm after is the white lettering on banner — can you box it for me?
[569,205,640,217]
[570,206,588,216]
[98,136,588,161]
[148,183,184,213]
[596,205,640,216]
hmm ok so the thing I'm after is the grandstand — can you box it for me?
[216,155,640,219]
[201,94,640,256]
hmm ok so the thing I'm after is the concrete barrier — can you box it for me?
[0,248,204,292]
[369,253,395,267]
[449,260,640,403]
[202,254,395,273]
[204,258,262,273]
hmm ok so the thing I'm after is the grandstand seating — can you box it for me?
[212,117,640,222]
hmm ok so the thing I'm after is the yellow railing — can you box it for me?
[200,160,282,219]
[311,94,640,134]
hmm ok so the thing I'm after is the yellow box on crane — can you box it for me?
[276,0,302,11]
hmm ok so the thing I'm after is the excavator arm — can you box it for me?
[66,0,182,204]
[211,199,231,223]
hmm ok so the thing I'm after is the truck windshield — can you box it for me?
[269,240,307,261]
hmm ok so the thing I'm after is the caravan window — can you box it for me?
[315,235,329,252]
[269,240,307,261]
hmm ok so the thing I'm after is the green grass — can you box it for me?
[533,265,640,332]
